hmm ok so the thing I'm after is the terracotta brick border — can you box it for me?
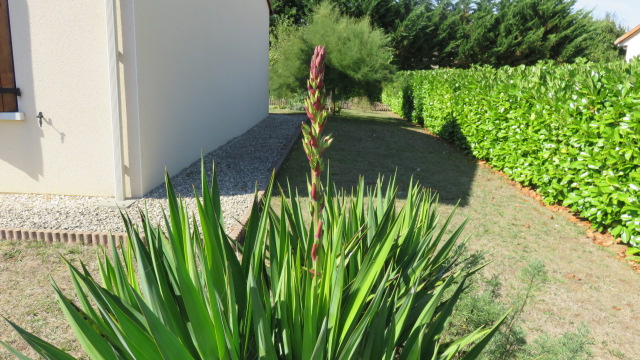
[0,116,303,247]
[0,228,127,247]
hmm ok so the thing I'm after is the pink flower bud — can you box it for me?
[305,106,314,122]
[315,46,326,67]
[315,220,323,240]
[309,269,321,277]
[311,243,319,262]
[311,183,318,201]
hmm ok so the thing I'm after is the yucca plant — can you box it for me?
[0,163,504,360]
[1,46,505,360]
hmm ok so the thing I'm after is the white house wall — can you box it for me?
[129,0,269,195]
[0,1,115,196]
[624,35,640,62]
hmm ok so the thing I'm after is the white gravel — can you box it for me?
[0,114,304,235]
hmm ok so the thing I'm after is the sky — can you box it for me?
[574,0,640,30]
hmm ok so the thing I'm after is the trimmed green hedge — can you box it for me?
[382,60,640,246]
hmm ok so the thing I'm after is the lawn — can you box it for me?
[272,109,640,359]
[0,241,98,359]
[0,108,638,359]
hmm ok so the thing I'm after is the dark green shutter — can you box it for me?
[0,0,18,112]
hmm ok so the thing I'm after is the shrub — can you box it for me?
[445,258,592,360]
[383,59,640,247]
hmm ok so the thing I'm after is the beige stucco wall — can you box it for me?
[0,1,115,196]
[623,35,640,62]
[0,0,269,198]
[127,0,270,195]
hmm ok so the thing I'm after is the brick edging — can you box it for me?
[0,228,127,246]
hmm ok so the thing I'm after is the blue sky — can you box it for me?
[574,0,640,30]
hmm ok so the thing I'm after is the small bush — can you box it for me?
[444,258,592,360]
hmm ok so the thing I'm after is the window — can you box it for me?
[0,0,18,112]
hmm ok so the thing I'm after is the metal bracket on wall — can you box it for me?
[36,112,44,127]
[0,87,21,96]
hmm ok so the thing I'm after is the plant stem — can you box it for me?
[301,45,332,268]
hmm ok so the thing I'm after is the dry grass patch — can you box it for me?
[0,240,98,359]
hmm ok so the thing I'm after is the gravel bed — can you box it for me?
[0,114,304,235]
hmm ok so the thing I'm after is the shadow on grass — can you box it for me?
[275,110,477,207]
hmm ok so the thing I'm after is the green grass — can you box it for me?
[276,109,477,206]
[273,109,640,359]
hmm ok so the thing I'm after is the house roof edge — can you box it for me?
[615,24,640,45]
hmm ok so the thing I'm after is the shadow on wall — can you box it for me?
[42,117,66,143]
[276,112,478,207]
[0,2,44,182]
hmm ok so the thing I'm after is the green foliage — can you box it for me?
[270,0,316,27]
[492,0,594,66]
[271,0,624,70]
[1,162,506,359]
[445,259,592,359]
[581,13,627,63]
[382,60,640,247]
[270,2,395,103]
[529,326,592,360]
[270,18,308,99]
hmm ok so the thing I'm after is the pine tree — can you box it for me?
[493,0,594,66]
[391,2,441,70]
[456,0,500,67]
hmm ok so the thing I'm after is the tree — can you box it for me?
[270,0,316,27]
[492,0,595,66]
[582,13,626,63]
[270,0,624,72]
[391,2,440,70]
[270,0,439,70]
[456,0,500,67]
[270,2,395,111]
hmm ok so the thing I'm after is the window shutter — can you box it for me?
[0,0,18,112]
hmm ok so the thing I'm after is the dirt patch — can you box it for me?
[0,241,97,358]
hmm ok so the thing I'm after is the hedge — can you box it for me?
[382,60,640,246]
